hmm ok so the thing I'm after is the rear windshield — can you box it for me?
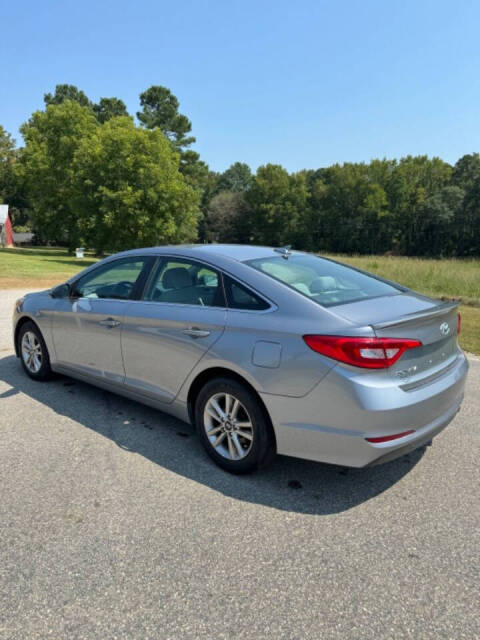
[244,254,402,307]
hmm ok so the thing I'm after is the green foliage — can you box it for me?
[44,85,130,125]
[245,164,309,247]
[296,156,476,257]
[137,85,208,195]
[205,191,249,243]
[44,84,92,108]
[8,83,480,258]
[19,101,99,248]
[179,149,209,188]
[70,116,200,253]
[19,100,200,253]
[216,162,253,193]
[137,85,195,149]
[0,127,29,227]
[93,97,129,123]
[0,125,16,203]
[451,153,480,256]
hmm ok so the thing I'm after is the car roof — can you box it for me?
[117,244,305,262]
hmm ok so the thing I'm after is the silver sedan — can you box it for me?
[13,245,468,473]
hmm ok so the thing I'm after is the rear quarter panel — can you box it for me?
[177,295,374,401]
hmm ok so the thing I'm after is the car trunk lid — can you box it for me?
[332,294,460,384]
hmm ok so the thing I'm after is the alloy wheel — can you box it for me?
[203,392,254,460]
[21,331,42,373]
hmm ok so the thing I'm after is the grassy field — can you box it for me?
[326,254,480,306]
[1,247,479,354]
[0,247,98,289]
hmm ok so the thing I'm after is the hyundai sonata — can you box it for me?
[13,245,468,473]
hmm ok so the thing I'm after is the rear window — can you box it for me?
[245,254,402,307]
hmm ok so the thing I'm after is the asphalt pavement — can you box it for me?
[0,288,479,639]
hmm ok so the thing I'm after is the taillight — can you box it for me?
[303,335,422,369]
[457,313,461,335]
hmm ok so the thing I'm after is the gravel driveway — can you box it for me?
[1,288,479,639]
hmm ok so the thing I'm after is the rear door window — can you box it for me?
[144,258,226,307]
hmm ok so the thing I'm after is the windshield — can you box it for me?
[245,254,403,307]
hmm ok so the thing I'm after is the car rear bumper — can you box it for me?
[261,351,469,467]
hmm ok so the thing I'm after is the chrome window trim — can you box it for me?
[124,297,278,315]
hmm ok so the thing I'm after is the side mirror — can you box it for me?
[50,283,71,299]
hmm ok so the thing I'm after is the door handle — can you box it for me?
[99,317,121,328]
[182,327,211,339]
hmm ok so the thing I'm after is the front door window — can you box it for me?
[73,258,149,300]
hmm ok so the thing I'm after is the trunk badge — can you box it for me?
[395,365,418,379]
[440,322,450,336]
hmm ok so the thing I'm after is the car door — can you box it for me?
[121,257,226,403]
[51,256,153,383]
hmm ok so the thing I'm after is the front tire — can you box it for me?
[18,321,52,381]
[195,377,275,474]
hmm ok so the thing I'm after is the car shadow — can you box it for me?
[0,354,426,516]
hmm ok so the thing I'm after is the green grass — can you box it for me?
[325,254,480,306]
[1,247,478,354]
[0,247,98,287]
[455,305,480,355]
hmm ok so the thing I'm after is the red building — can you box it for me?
[0,205,14,247]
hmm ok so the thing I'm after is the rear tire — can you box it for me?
[18,321,52,381]
[195,377,275,474]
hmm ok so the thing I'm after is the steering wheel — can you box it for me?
[112,280,134,298]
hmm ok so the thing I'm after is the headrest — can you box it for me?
[262,263,297,284]
[163,267,192,290]
[309,276,337,293]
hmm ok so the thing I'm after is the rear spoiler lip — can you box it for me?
[371,300,460,331]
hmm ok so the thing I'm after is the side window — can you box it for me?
[73,258,148,300]
[224,275,270,311]
[144,258,225,307]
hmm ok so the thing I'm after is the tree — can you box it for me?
[44,84,92,108]
[387,156,451,254]
[179,149,209,189]
[19,100,99,248]
[71,116,200,253]
[451,154,480,255]
[137,85,210,194]
[137,85,195,150]
[245,164,309,247]
[93,97,129,123]
[205,191,249,243]
[422,186,464,256]
[216,162,253,193]
[0,127,29,228]
[311,162,388,254]
[0,126,16,203]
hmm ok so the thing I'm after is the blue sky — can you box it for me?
[1,0,479,172]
